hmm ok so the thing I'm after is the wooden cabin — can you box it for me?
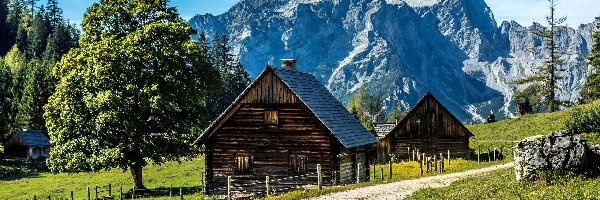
[193,60,378,196]
[3,130,51,159]
[379,93,473,161]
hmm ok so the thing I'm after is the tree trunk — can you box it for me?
[130,166,146,190]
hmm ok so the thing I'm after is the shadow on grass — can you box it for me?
[121,186,205,199]
[0,158,45,181]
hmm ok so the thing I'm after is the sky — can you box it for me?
[58,0,598,28]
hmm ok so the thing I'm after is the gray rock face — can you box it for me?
[513,130,589,181]
[189,0,595,122]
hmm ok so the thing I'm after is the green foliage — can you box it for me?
[0,158,206,199]
[43,0,220,188]
[204,33,252,121]
[566,104,600,134]
[514,0,567,112]
[387,100,406,123]
[347,86,385,132]
[0,57,13,141]
[581,17,600,103]
[406,168,600,200]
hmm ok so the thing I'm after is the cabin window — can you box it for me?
[290,155,307,174]
[264,110,279,126]
[235,154,253,174]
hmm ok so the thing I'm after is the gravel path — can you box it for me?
[309,163,513,200]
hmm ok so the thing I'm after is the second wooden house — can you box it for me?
[379,93,473,161]
[193,60,378,196]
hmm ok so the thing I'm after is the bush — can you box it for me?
[566,104,600,133]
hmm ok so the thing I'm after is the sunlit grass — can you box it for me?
[0,157,205,199]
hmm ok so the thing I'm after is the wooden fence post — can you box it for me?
[227,176,232,200]
[477,145,480,163]
[488,149,491,162]
[179,188,183,200]
[407,147,410,161]
[416,149,420,161]
[380,167,384,180]
[412,150,415,161]
[132,186,135,200]
[372,162,376,181]
[419,159,423,176]
[33,195,36,200]
[87,186,90,200]
[317,164,322,191]
[109,184,112,197]
[120,185,123,200]
[389,156,393,180]
[447,150,450,165]
[201,173,205,193]
[434,155,437,173]
[71,191,74,200]
[95,186,98,200]
[494,147,497,162]
[170,185,172,197]
[356,163,361,183]
[266,176,271,196]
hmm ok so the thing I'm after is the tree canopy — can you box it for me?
[43,0,220,189]
[580,17,600,103]
[514,0,567,113]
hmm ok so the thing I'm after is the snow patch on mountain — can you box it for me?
[188,0,594,122]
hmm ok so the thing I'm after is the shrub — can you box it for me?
[566,104,600,133]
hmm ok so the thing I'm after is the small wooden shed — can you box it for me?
[194,61,378,196]
[379,93,473,161]
[3,130,51,159]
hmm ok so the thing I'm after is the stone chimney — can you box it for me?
[281,59,298,70]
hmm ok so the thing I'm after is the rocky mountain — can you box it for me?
[189,0,595,122]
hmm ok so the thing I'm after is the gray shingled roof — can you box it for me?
[16,130,50,147]
[272,67,378,148]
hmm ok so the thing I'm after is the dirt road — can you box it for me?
[309,163,513,200]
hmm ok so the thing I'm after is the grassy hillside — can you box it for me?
[467,100,600,153]
[406,101,600,200]
[406,168,600,199]
[0,157,206,199]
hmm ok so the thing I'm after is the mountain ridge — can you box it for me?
[188,0,594,122]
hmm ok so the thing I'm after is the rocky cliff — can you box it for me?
[189,0,595,122]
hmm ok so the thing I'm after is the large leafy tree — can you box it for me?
[44,0,220,189]
[514,0,566,112]
[581,17,600,103]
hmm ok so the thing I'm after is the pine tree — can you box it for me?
[28,7,49,58]
[580,17,600,103]
[0,57,14,141]
[514,0,566,112]
[0,0,11,56]
[15,58,54,131]
[45,0,61,30]
[205,33,251,121]
[347,86,385,132]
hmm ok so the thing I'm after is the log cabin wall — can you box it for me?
[205,71,341,195]
[387,93,472,160]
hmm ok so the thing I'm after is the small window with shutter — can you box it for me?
[265,110,279,127]
[290,155,307,174]
[235,154,253,174]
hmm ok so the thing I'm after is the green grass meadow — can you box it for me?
[0,157,206,200]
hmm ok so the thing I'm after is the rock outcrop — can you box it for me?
[513,130,597,181]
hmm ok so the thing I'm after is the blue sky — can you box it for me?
[58,0,598,28]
